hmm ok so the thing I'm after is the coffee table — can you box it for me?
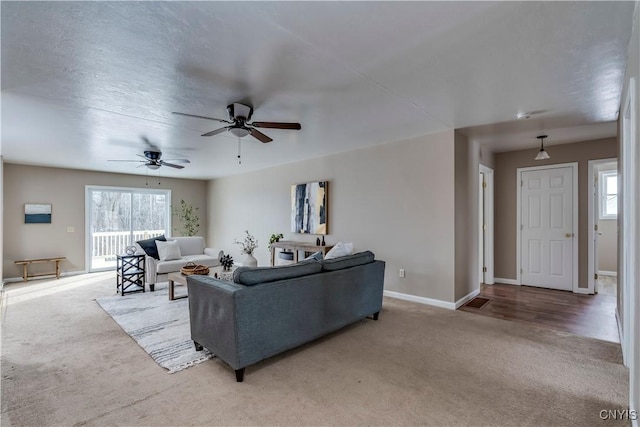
[167,266,236,301]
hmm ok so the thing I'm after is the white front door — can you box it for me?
[521,166,574,290]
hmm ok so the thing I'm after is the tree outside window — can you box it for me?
[599,171,618,219]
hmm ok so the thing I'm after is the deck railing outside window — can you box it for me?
[92,230,165,258]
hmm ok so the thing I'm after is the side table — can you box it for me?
[116,254,146,296]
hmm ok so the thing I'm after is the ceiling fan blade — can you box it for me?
[202,127,230,137]
[162,159,191,164]
[107,159,145,163]
[141,136,160,151]
[159,161,185,169]
[250,128,273,143]
[172,112,231,124]
[250,121,301,130]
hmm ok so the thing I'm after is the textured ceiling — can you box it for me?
[1,1,635,179]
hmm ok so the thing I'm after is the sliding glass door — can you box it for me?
[87,186,171,271]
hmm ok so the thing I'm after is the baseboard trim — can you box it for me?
[494,277,519,285]
[383,290,455,310]
[597,270,617,277]
[455,289,480,309]
[615,308,625,360]
[2,270,88,285]
[573,287,592,295]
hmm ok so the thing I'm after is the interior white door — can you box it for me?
[521,167,574,290]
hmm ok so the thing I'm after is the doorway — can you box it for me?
[517,163,578,292]
[479,165,494,285]
[85,186,171,272]
[588,159,618,296]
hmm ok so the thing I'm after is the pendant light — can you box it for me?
[535,135,550,160]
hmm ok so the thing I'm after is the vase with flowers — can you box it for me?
[234,230,258,267]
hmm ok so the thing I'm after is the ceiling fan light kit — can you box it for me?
[230,127,251,138]
[534,135,551,160]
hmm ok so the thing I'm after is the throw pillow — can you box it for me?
[324,241,354,260]
[136,235,167,260]
[156,240,182,261]
[303,251,324,262]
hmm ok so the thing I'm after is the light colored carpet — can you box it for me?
[96,287,213,373]
[1,272,630,426]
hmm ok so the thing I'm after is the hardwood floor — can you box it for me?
[459,284,619,343]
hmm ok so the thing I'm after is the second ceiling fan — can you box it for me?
[172,102,301,143]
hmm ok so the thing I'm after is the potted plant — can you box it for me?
[220,254,234,271]
[172,200,200,236]
[268,233,284,250]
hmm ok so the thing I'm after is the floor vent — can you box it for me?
[464,297,491,309]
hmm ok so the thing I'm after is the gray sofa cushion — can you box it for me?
[233,261,322,286]
[321,251,375,271]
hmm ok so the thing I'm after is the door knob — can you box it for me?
[565,233,574,238]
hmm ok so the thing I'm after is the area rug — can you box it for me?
[96,285,212,373]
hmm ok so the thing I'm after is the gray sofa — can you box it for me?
[187,251,385,382]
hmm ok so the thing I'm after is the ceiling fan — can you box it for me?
[108,137,190,170]
[172,102,301,143]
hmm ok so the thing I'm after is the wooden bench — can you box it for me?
[14,257,66,282]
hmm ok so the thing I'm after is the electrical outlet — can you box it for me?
[66,226,75,233]
[399,268,405,278]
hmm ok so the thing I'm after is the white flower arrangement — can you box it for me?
[234,230,258,255]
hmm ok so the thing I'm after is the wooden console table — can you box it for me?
[270,241,333,266]
[14,257,66,282]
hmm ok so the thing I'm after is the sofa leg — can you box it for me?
[194,341,203,351]
[372,311,379,321]
[235,368,245,382]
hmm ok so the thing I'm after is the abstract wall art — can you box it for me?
[291,181,328,235]
[25,203,52,224]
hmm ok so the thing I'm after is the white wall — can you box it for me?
[597,220,617,272]
[618,1,639,422]
[208,130,458,303]
[454,131,480,301]
[0,155,3,285]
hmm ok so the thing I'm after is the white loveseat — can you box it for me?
[138,236,223,290]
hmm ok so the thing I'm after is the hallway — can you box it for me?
[460,284,619,343]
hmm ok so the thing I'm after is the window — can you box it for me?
[599,171,618,219]
[86,186,171,271]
